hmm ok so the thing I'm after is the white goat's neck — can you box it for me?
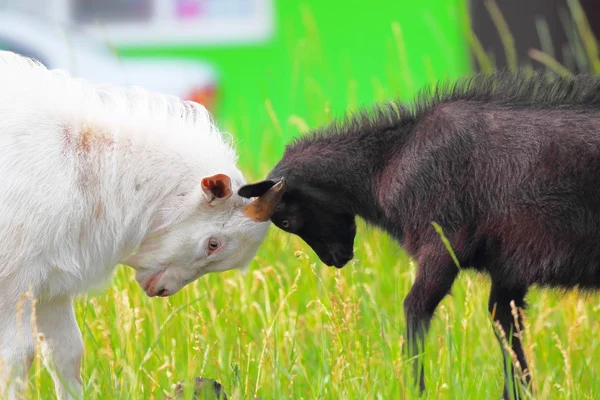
[75,133,190,262]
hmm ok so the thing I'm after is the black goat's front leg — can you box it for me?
[488,283,530,400]
[403,256,458,394]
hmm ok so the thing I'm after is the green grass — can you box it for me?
[17,0,600,399]
[24,226,600,399]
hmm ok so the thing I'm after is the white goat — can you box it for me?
[0,51,275,399]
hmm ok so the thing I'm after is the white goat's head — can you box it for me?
[125,168,283,297]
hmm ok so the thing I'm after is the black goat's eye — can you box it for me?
[281,220,290,229]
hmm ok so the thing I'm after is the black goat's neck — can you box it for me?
[277,128,404,223]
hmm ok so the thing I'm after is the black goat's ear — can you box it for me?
[238,179,277,199]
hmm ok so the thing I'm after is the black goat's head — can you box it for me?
[238,177,356,268]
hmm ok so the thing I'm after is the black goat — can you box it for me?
[239,71,600,399]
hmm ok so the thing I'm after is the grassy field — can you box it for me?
[19,1,600,399]
[25,228,600,399]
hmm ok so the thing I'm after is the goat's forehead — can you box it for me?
[198,206,267,232]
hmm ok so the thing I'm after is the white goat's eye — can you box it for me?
[281,220,290,229]
[208,237,220,252]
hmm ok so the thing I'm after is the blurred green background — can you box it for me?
[119,0,471,174]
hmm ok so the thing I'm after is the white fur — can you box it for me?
[0,51,269,399]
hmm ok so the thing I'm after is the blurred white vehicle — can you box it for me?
[0,10,219,109]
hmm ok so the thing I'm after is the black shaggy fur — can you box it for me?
[238,71,600,399]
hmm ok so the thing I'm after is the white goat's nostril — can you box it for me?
[157,288,169,297]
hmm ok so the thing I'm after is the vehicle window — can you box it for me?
[72,0,153,23]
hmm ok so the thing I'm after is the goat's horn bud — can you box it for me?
[243,178,287,222]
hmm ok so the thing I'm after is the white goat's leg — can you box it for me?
[0,294,37,400]
[36,296,83,400]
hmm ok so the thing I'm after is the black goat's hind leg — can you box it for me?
[488,283,530,400]
[403,258,458,394]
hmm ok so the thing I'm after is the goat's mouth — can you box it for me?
[320,250,353,269]
[142,270,169,297]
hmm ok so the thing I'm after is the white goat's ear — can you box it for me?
[201,174,232,205]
